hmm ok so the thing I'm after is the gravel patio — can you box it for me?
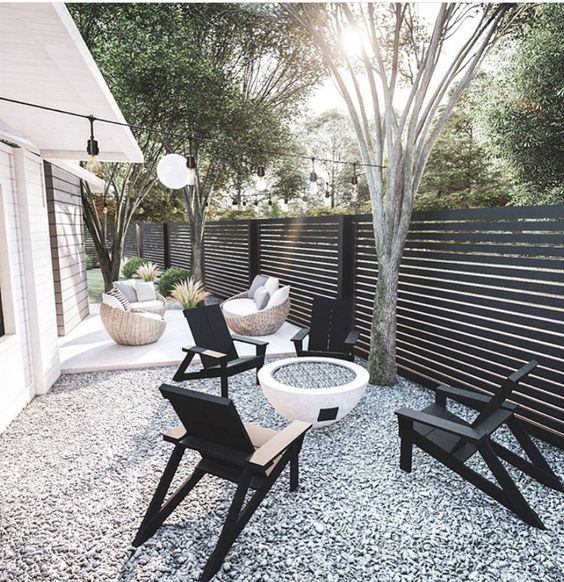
[0,364,562,582]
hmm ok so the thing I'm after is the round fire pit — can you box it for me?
[258,357,369,428]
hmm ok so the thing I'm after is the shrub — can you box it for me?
[122,256,145,279]
[85,255,94,270]
[158,267,190,298]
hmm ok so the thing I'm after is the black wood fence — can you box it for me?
[125,205,564,449]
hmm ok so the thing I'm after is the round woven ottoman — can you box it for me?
[258,356,369,428]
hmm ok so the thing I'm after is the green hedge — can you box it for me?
[122,256,145,279]
[158,267,190,298]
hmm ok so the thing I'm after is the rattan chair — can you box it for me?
[100,303,166,346]
[222,289,290,336]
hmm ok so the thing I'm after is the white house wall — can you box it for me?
[0,141,61,431]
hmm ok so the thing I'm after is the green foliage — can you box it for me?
[484,4,564,204]
[122,257,145,279]
[85,255,94,270]
[158,268,191,298]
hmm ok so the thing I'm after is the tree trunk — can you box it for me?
[190,216,205,283]
[368,255,400,386]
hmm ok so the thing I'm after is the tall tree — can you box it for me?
[288,3,521,384]
[72,4,323,285]
[485,4,564,205]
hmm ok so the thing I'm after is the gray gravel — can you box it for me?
[0,363,562,582]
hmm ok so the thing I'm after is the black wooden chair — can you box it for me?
[395,360,563,528]
[133,384,312,581]
[291,296,360,361]
[173,304,268,398]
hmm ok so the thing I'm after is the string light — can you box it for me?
[186,137,196,186]
[256,165,267,192]
[309,157,318,196]
[324,182,331,199]
[351,162,359,200]
[102,202,109,215]
[86,115,102,176]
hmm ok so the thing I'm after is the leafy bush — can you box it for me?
[85,255,94,270]
[122,256,145,279]
[158,267,190,298]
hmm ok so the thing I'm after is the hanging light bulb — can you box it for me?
[254,196,259,207]
[309,157,318,195]
[256,165,267,192]
[102,201,109,215]
[242,199,247,207]
[325,182,331,199]
[351,163,359,200]
[186,137,197,186]
[283,197,288,205]
[172,206,178,214]
[85,115,103,177]
[268,196,273,206]
[232,197,238,206]
[138,206,144,215]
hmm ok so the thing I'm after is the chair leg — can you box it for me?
[289,437,305,491]
[173,352,195,382]
[479,441,545,529]
[133,446,205,547]
[398,418,413,473]
[220,375,229,399]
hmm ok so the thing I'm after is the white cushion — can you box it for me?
[113,280,137,302]
[135,280,157,302]
[102,293,126,311]
[249,274,268,296]
[222,298,259,316]
[135,311,163,322]
[267,285,290,309]
[263,276,279,296]
[130,300,163,312]
[253,286,270,310]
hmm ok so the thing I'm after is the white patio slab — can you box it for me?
[58,307,300,374]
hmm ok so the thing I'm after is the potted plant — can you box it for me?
[171,278,210,311]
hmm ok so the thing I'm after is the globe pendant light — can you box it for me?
[157,154,189,189]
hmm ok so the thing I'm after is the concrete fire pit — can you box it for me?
[258,356,369,428]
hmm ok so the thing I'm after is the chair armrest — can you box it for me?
[436,385,518,412]
[232,335,269,347]
[248,420,312,469]
[291,327,310,343]
[395,408,483,443]
[344,330,360,346]
[182,345,228,362]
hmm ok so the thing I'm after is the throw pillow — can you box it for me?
[249,274,268,296]
[253,286,271,310]
[102,292,126,311]
[105,287,130,310]
[266,285,290,309]
[113,280,137,303]
[135,280,157,302]
[263,276,279,296]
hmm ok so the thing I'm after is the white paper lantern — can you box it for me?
[157,154,189,189]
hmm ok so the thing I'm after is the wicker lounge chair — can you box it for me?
[100,303,166,346]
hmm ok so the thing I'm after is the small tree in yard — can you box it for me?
[288,3,523,385]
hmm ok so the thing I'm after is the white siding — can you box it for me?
[0,141,61,431]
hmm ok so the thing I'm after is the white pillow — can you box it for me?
[113,280,137,303]
[102,293,126,311]
[266,285,290,309]
[253,286,270,310]
[263,276,279,296]
[135,280,157,302]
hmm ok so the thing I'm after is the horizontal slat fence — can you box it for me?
[131,205,564,449]
[258,216,344,326]
[204,221,250,298]
[354,206,564,448]
[123,223,138,257]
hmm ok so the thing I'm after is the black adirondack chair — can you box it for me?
[173,304,268,398]
[395,360,563,528]
[133,384,312,581]
[291,297,360,361]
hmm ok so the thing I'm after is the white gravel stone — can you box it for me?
[0,363,562,581]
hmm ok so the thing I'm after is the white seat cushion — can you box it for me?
[222,298,259,316]
[130,300,163,312]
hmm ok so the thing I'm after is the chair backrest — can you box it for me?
[160,384,255,453]
[471,359,538,428]
[183,304,238,368]
[308,296,353,353]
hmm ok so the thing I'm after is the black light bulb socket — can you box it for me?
[268,198,273,206]
[351,174,358,186]
[232,198,237,206]
[87,137,99,156]
[257,165,265,178]
[186,155,196,170]
[310,171,317,182]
